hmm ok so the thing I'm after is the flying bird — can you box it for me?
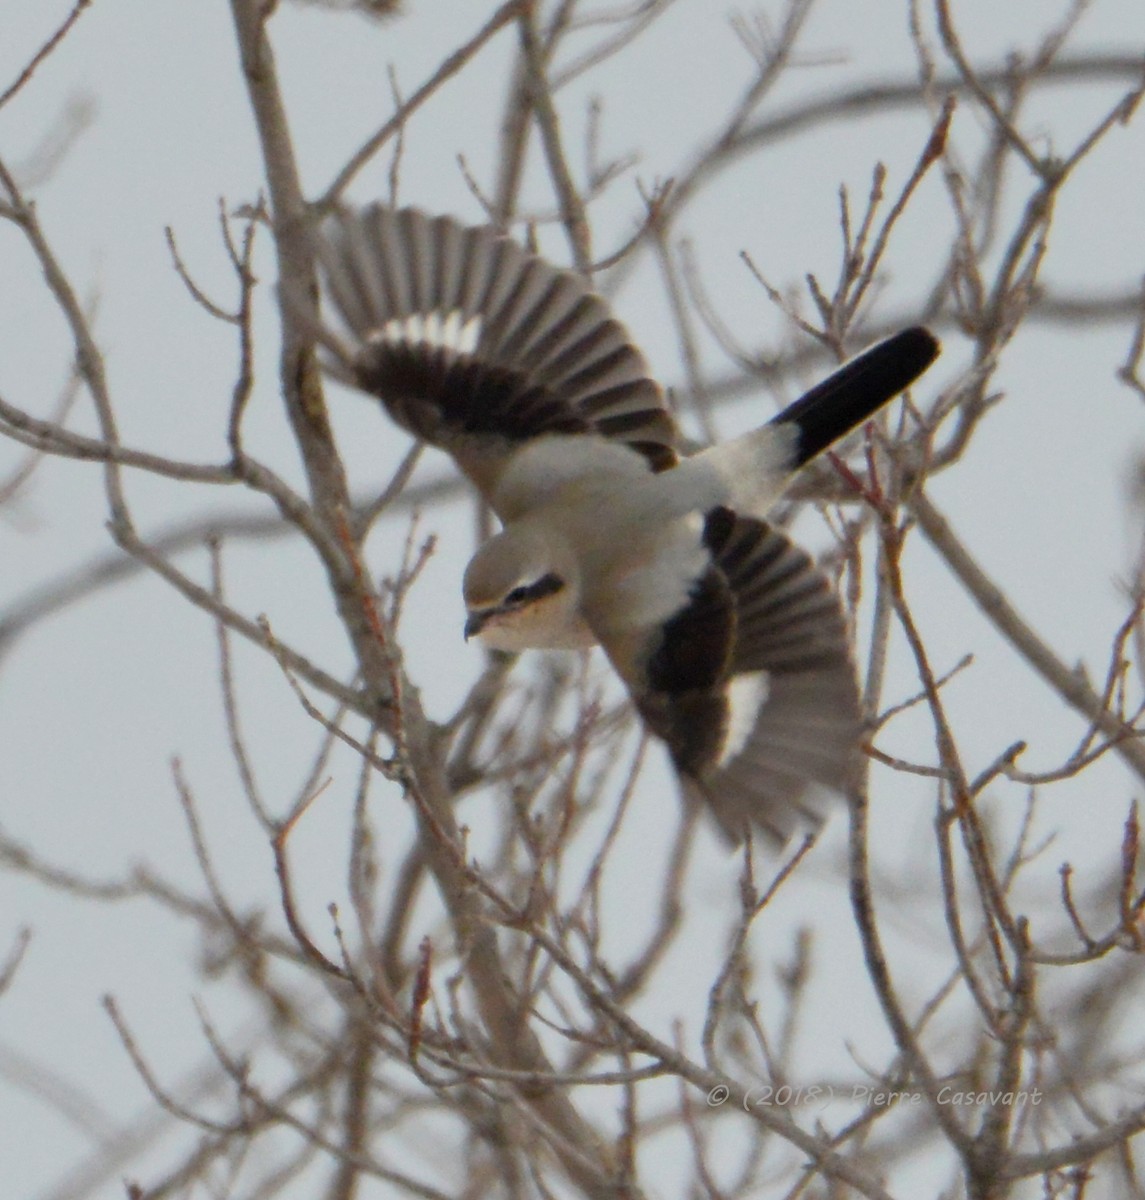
[309,205,939,845]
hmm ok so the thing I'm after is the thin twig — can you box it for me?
[0,0,93,111]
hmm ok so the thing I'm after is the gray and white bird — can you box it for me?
[310,205,939,846]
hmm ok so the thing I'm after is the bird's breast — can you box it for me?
[577,512,710,636]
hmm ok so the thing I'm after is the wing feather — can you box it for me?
[316,205,682,493]
[601,507,861,847]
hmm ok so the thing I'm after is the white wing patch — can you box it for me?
[719,670,770,766]
[369,310,483,356]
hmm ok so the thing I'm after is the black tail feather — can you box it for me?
[774,327,940,467]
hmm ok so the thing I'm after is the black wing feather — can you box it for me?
[626,507,861,847]
[316,205,681,479]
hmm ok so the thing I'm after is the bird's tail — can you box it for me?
[666,328,940,517]
[773,327,940,467]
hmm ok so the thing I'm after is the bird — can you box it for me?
[306,204,940,846]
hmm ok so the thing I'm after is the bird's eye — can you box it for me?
[502,574,563,608]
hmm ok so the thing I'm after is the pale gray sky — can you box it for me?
[2,1,1144,1195]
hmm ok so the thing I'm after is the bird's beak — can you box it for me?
[463,610,488,641]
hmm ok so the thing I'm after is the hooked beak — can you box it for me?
[464,610,490,641]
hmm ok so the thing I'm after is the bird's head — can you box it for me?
[462,526,588,652]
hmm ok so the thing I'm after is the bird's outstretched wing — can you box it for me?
[315,205,681,496]
[600,506,861,847]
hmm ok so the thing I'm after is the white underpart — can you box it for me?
[594,511,709,632]
[719,670,771,766]
[374,309,482,356]
[662,422,799,518]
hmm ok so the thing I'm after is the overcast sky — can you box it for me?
[2,1,1145,1196]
